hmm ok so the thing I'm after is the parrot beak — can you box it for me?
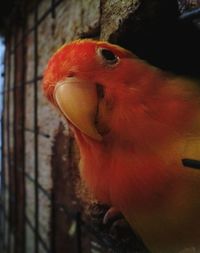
[54,77,102,141]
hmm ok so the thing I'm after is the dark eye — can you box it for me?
[98,48,119,64]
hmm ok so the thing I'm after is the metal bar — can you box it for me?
[29,0,63,33]
[182,158,200,169]
[0,75,43,94]
[0,40,6,253]
[25,128,50,138]
[0,201,9,220]
[0,198,9,252]
[53,203,79,220]
[25,216,50,252]
[27,0,45,16]
[21,10,27,253]
[10,0,63,54]
[76,212,82,253]
[13,25,18,253]
[5,126,50,139]
[25,172,51,200]
[0,163,51,201]
[1,87,19,95]
[10,1,41,55]
[34,3,39,253]
[6,35,12,253]
[12,23,27,253]
[25,75,43,85]
[3,173,51,253]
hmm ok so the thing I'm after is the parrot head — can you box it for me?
[43,40,137,139]
[43,39,169,145]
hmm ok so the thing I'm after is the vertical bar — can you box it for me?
[50,2,55,251]
[0,40,6,253]
[7,37,12,253]
[34,3,39,253]
[0,120,3,251]
[14,11,27,253]
[13,26,18,253]
[22,10,26,253]
[76,212,82,253]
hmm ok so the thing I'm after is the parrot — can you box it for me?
[42,39,200,253]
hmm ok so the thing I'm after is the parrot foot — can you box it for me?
[103,206,123,224]
[86,203,150,252]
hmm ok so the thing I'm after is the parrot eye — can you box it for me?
[98,48,119,65]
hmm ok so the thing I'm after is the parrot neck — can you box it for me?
[74,128,180,211]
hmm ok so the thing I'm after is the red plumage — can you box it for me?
[43,39,200,253]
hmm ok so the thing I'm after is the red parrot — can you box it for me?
[43,39,200,253]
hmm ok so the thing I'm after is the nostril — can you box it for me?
[96,83,105,99]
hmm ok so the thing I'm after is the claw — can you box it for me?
[103,206,123,224]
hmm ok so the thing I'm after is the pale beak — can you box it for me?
[54,77,102,141]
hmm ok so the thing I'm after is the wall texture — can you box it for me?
[0,1,199,253]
